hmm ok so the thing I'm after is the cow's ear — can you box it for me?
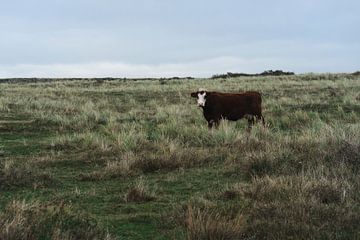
[191,92,198,98]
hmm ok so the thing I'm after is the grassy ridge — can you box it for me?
[0,74,360,239]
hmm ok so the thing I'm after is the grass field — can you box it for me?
[1,74,360,239]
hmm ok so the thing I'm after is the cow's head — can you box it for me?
[191,88,208,107]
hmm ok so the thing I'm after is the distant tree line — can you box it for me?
[1,71,360,84]
[0,77,195,84]
[211,70,295,79]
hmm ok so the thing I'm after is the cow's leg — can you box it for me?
[255,114,266,126]
[247,117,255,130]
[207,119,220,129]
[207,120,214,129]
[244,114,255,130]
[214,119,220,129]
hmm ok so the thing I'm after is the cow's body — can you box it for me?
[191,89,265,129]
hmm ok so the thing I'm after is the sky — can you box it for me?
[0,0,359,78]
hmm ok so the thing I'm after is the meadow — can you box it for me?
[0,74,360,239]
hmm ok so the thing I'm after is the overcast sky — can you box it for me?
[0,0,359,77]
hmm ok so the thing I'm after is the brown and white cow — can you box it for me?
[191,88,265,129]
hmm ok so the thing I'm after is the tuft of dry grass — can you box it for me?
[0,200,115,240]
[0,160,52,189]
[104,151,138,176]
[335,140,360,170]
[124,177,156,203]
[80,145,214,181]
[79,151,139,181]
[176,204,245,240]
[238,173,351,204]
[234,172,359,239]
[136,150,208,173]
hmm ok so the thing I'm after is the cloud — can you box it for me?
[0,55,358,79]
[0,57,280,78]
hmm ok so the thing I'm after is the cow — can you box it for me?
[191,88,265,129]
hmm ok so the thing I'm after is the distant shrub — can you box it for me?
[211,70,295,79]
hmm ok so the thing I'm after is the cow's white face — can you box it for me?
[197,91,206,107]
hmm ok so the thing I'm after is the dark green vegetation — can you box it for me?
[0,74,360,239]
